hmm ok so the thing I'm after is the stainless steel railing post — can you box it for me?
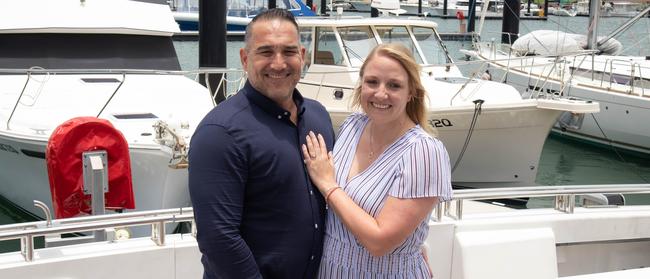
[152,221,166,246]
[434,203,443,222]
[456,200,464,220]
[21,235,34,262]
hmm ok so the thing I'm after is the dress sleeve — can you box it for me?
[338,112,365,135]
[389,136,453,202]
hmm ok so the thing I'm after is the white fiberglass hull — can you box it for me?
[399,3,437,16]
[0,134,189,219]
[298,67,597,187]
[467,48,650,155]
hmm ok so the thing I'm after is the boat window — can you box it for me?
[299,26,314,76]
[338,26,377,67]
[315,27,345,66]
[412,27,447,65]
[0,34,181,70]
[376,26,423,64]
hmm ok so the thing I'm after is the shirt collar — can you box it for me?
[242,81,306,121]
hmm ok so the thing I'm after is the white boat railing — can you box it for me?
[2,184,650,263]
[0,206,195,262]
[472,33,650,97]
[434,183,650,221]
[1,67,247,130]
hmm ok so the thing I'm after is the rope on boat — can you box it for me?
[452,99,484,174]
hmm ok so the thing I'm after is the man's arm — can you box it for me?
[188,124,261,278]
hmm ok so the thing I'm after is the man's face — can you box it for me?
[240,19,305,105]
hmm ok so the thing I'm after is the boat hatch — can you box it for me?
[112,113,158,120]
[81,78,121,83]
[435,77,477,84]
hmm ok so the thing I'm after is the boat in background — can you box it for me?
[350,0,439,15]
[398,0,439,16]
[551,7,578,17]
[0,0,214,220]
[3,184,650,278]
[348,0,373,12]
[429,0,504,18]
[462,6,650,156]
[576,0,649,17]
[170,0,316,33]
[293,16,599,188]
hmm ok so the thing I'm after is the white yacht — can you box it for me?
[462,8,650,156]
[0,0,214,219]
[294,17,599,188]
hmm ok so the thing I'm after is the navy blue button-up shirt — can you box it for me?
[189,81,335,279]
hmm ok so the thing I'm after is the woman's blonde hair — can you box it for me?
[351,43,434,135]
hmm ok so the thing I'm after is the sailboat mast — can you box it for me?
[586,0,600,50]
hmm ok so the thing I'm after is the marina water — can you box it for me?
[2,14,650,252]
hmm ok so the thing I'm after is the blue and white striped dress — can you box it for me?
[318,113,452,278]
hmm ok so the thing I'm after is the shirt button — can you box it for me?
[310,255,315,260]
[277,115,282,119]
[315,223,318,230]
[284,112,289,116]
[310,190,314,195]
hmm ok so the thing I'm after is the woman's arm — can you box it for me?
[328,190,437,256]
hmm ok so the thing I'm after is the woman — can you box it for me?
[302,43,452,278]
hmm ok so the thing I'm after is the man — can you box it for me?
[188,8,335,279]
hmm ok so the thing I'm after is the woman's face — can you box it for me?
[360,54,411,126]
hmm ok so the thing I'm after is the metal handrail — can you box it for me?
[0,207,195,262]
[0,207,194,232]
[433,184,650,221]
[3,185,650,262]
[1,67,247,130]
[453,186,650,200]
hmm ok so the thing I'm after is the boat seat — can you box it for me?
[314,50,335,65]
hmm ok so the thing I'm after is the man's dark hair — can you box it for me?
[244,8,299,49]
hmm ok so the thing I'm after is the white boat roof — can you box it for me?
[296,16,438,29]
[0,0,180,36]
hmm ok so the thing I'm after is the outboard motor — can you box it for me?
[46,117,135,219]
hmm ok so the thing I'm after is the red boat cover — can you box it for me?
[46,117,135,218]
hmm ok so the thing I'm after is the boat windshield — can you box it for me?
[0,34,181,70]
[338,26,378,67]
[412,27,449,65]
[306,24,450,68]
[376,26,424,64]
[313,27,347,66]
